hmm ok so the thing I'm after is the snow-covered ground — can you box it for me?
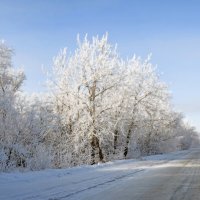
[0,149,195,200]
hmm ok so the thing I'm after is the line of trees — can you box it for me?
[0,35,199,171]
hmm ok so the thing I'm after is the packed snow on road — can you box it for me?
[1,149,199,200]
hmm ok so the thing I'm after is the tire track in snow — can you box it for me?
[48,169,145,200]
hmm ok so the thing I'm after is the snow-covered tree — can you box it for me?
[48,34,124,165]
[0,41,25,170]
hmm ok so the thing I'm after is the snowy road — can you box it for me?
[1,148,200,200]
[86,148,200,200]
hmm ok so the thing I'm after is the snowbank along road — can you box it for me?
[1,148,200,200]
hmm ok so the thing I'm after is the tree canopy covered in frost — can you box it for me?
[0,35,199,171]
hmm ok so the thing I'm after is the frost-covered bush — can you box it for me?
[28,145,52,170]
[0,149,8,171]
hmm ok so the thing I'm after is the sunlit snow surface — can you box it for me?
[0,149,195,200]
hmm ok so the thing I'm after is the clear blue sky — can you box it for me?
[1,0,200,130]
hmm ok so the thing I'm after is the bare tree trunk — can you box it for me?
[90,133,104,165]
[113,129,118,154]
[89,81,104,164]
[124,128,131,158]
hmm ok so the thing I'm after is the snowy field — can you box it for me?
[0,149,195,200]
